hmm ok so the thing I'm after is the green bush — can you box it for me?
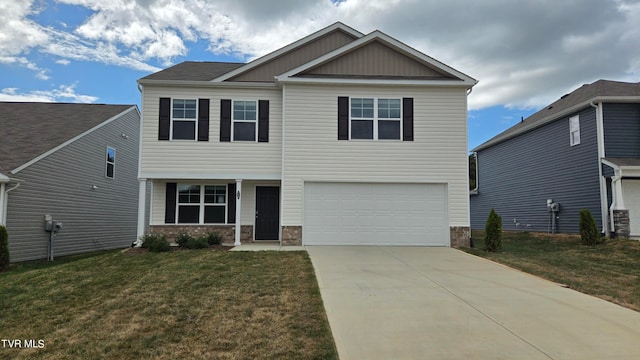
[0,225,10,271]
[579,209,600,246]
[185,236,210,249]
[484,208,502,252]
[175,233,194,248]
[204,232,223,246]
[140,234,171,252]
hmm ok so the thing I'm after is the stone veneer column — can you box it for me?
[612,210,630,238]
[449,226,471,247]
[281,226,302,246]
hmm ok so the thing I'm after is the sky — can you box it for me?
[1,0,639,150]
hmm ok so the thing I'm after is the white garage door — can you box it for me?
[303,182,448,246]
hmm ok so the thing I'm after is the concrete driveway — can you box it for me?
[307,246,640,360]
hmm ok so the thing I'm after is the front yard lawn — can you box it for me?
[463,231,640,312]
[0,249,338,359]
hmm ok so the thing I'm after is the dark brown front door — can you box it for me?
[255,186,280,240]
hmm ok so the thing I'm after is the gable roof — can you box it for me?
[0,102,136,176]
[474,80,640,151]
[276,30,477,86]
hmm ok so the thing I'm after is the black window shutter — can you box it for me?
[158,98,171,140]
[338,96,349,140]
[220,99,231,142]
[165,182,177,224]
[403,97,414,141]
[227,183,236,224]
[198,99,210,141]
[258,100,269,142]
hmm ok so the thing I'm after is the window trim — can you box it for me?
[231,99,259,142]
[170,98,198,141]
[176,183,228,224]
[105,146,115,179]
[569,115,580,146]
[349,97,403,140]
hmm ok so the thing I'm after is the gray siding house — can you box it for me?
[471,80,640,238]
[0,102,141,262]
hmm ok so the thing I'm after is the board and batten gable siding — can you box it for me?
[281,83,470,227]
[603,103,640,158]
[140,86,282,179]
[150,180,279,226]
[6,108,140,262]
[470,106,601,233]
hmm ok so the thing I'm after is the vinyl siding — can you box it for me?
[6,108,140,262]
[150,180,279,227]
[470,106,601,233]
[282,83,469,227]
[603,103,640,157]
[140,86,282,179]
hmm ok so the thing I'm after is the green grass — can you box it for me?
[0,249,338,359]
[463,231,640,311]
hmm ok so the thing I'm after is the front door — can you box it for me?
[255,186,280,240]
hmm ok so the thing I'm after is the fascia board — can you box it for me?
[11,106,139,174]
[276,30,478,85]
[276,77,474,87]
[210,22,364,83]
[139,172,282,181]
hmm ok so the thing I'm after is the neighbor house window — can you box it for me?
[172,99,197,140]
[569,115,580,146]
[177,184,227,224]
[105,146,115,179]
[232,100,257,141]
[350,98,402,140]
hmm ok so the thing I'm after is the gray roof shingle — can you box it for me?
[474,80,640,151]
[140,61,245,81]
[0,102,135,175]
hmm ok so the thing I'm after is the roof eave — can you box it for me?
[276,76,476,87]
[138,79,278,88]
[473,95,640,152]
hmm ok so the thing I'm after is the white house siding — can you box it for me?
[140,86,282,179]
[281,83,470,229]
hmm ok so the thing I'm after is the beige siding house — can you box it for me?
[137,22,477,247]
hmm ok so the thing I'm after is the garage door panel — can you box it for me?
[303,182,448,246]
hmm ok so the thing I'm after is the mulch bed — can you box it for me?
[122,245,234,255]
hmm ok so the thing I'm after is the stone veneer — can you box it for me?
[281,226,302,246]
[150,225,254,244]
[450,226,471,247]
[612,209,630,238]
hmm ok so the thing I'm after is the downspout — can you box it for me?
[591,101,609,237]
[1,182,21,225]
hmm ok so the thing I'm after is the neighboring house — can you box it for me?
[470,80,640,238]
[137,22,477,247]
[0,102,141,262]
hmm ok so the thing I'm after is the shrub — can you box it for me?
[579,209,600,246]
[204,232,223,246]
[175,233,194,248]
[484,208,502,252]
[0,225,10,271]
[140,234,170,252]
[185,236,209,249]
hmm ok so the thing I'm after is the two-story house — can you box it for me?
[136,22,477,247]
[471,80,640,238]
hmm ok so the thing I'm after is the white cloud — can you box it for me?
[56,59,71,65]
[0,84,98,103]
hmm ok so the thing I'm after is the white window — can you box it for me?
[177,184,227,224]
[232,100,257,141]
[350,98,401,140]
[172,99,197,140]
[570,115,580,146]
[105,147,115,179]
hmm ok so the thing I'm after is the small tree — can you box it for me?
[579,209,599,246]
[0,225,10,271]
[484,208,502,252]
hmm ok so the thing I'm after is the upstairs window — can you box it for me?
[350,98,402,140]
[232,100,257,141]
[105,147,115,179]
[569,115,580,146]
[172,99,197,140]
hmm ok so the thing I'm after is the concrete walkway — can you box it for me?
[307,246,640,360]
